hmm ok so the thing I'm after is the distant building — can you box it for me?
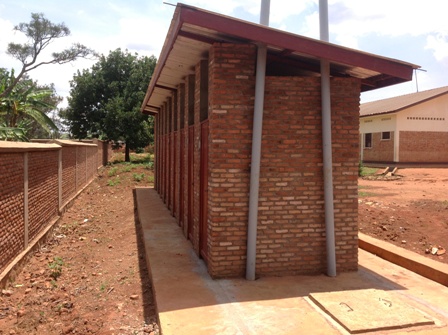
[360,86,448,163]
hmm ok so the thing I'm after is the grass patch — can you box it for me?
[107,177,121,186]
[358,185,376,197]
[110,152,153,164]
[120,165,133,172]
[147,175,154,183]
[49,256,64,280]
[133,173,145,182]
[108,167,118,177]
[359,166,378,177]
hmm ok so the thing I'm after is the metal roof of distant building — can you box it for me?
[141,3,419,115]
[360,86,448,117]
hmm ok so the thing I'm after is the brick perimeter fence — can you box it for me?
[0,139,110,285]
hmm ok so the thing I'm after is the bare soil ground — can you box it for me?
[0,154,159,335]
[359,168,448,264]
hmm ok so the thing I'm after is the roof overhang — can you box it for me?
[141,3,420,115]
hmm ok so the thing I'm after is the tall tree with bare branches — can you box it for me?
[1,12,96,99]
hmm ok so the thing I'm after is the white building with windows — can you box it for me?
[360,86,448,163]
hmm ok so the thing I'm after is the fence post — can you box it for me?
[23,152,29,249]
[75,147,78,191]
[58,149,62,212]
[85,146,88,183]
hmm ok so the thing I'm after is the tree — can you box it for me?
[62,49,157,161]
[0,69,58,140]
[1,12,96,99]
[26,83,63,139]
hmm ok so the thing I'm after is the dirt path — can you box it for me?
[0,157,159,335]
[359,168,448,264]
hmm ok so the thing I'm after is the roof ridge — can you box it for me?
[362,85,448,106]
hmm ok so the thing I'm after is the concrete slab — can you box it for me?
[310,289,434,333]
[135,187,448,335]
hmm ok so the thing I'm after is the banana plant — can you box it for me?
[0,70,58,140]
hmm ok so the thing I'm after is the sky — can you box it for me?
[1,0,448,109]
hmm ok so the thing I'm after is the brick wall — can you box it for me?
[176,84,185,230]
[153,42,361,278]
[329,78,360,273]
[62,146,77,205]
[399,131,448,162]
[28,151,59,242]
[207,43,360,278]
[92,139,110,168]
[207,43,256,277]
[0,141,104,276]
[0,153,24,275]
[76,146,87,189]
[362,132,394,162]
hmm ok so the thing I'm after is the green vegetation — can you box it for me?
[107,177,121,186]
[133,173,145,182]
[0,70,60,140]
[104,153,154,185]
[48,256,64,280]
[358,162,378,177]
[1,13,94,140]
[108,167,118,177]
[358,185,376,197]
[62,49,156,161]
[120,165,133,173]
[110,153,153,164]
[100,282,107,292]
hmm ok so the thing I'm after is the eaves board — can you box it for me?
[141,3,419,114]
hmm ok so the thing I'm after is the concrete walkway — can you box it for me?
[135,187,448,335]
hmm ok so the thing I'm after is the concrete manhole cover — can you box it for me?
[309,289,434,334]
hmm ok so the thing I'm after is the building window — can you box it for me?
[381,131,391,140]
[364,133,372,148]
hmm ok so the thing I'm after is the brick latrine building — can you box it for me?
[140,4,418,278]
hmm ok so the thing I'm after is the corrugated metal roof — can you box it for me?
[360,86,448,117]
[141,3,420,115]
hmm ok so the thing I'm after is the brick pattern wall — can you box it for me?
[329,78,360,273]
[362,132,394,162]
[207,43,256,277]
[62,147,77,205]
[183,75,195,239]
[92,139,110,168]
[76,147,87,189]
[257,77,326,275]
[176,84,185,229]
[207,43,360,278]
[173,90,180,220]
[192,60,205,255]
[399,131,448,162]
[0,154,24,274]
[28,151,59,241]
[0,142,102,275]
[86,147,96,182]
[169,97,175,216]
[162,103,168,204]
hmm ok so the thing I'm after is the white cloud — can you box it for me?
[426,33,448,63]
[326,0,448,46]
[2,0,448,107]
[183,0,245,15]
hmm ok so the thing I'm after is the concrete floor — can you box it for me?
[135,187,448,335]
